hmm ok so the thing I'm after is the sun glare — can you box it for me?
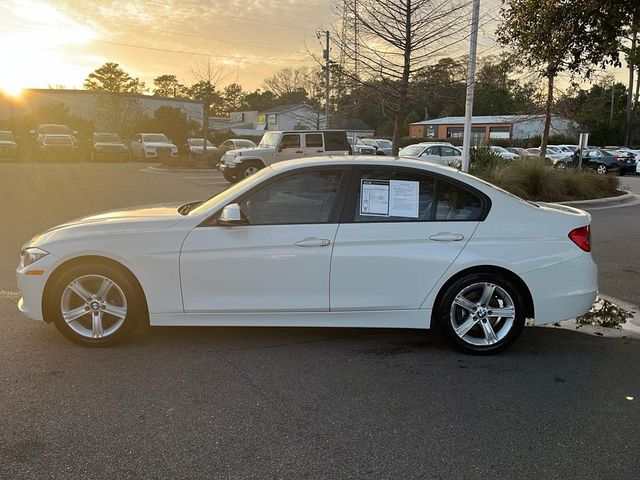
[0,0,97,93]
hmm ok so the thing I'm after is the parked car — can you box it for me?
[504,147,531,158]
[616,148,640,162]
[90,132,129,162]
[349,137,377,155]
[604,149,636,176]
[31,124,78,146]
[16,156,597,354]
[218,138,257,155]
[360,138,393,155]
[581,149,621,175]
[489,146,518,161]
[35,134,78,161]
[219,130,350,182]
[398,142,462,167]
[0,130,18,160]
[129,133,178,161]
[183,138,217,161]
[525,147,571,167]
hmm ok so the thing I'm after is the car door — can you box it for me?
[303,133,324,156]
[180,167,349,312]
[276,133,304,161]
[440,145,462,166]
[330,167,485,311]
[419,146,443,163]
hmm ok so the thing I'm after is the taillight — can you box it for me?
[569,225,591,252]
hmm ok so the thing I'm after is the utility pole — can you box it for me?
[324,30,331,129]
[203,102,208,165]
[609,80,615,127]
[461,0,481,173]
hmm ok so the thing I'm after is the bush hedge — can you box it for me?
[471,154,620,202]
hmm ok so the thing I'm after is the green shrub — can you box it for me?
[473,160,620,202]
[469,146,508,175]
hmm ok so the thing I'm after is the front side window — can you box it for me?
[440,146,459,157]
[353,168,435,223]
[280,134,301,149]
[435,180,482,221]
[238,170,343,225]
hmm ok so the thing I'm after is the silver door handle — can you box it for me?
[295,238,331,247]
[429,233,464,242]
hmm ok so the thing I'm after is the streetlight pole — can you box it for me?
[324,30,330,129]
[461,0,481,173]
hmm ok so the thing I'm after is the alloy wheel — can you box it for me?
[60,274,127,339]
[243,166,259,177]
[596,165,607,175]
[449,282,516,347]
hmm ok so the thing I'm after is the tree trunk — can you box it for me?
[624,29,637,147]
[540,73,554,162]
[392,113,402,155]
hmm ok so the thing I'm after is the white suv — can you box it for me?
[130,133,178,161]
[219,130,350,182]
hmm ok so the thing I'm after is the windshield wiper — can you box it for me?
[178,200,203,215]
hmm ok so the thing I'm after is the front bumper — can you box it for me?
[16,253,60,322]
[218,163,238,175]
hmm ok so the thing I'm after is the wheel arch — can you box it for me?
[430,265,534,327]
[238,157,266,168]
[42,255,149,323]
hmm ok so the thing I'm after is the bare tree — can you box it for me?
[332,0,470,154]
[187,59,233,164]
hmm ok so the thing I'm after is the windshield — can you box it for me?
[142,134,169,143]
[188,139,213,147]
[39,125,71,134]
[0,132,14,141]
[95,133,121,143]
[188,167,273,216]
[259,132,279,148]
[376,140,392,148]
[399,145,425,157]
[546,146,560,153]
[45,136,72,145]
[491,146,509,153]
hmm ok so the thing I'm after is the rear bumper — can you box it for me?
[521,254,598,325]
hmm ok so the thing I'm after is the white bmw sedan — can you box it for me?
[17,157,597,354]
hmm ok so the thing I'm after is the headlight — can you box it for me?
[19,247,48,269]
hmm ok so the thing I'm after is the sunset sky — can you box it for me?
[0,0,628,97]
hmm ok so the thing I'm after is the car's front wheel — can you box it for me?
[438,273,525,354]
[238,161,263,179]
[47,263,145,347]
[596,164,607,175]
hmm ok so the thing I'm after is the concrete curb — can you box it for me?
[147,165,218,174]
[557,190,637,208]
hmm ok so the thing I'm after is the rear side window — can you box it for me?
[305,133,323,148]
[435,180,483,221]
[352,168,435,222]
[324,131,349,151]
[440,146,458,157]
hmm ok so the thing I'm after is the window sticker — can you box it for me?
[389,180,419,218]
[360,179,389,216]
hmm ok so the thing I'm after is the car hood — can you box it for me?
[228,146,272,156]
[29,203,186,246]
[0,140,16,146]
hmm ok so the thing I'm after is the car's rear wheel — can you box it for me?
[47,263,144,347]
[438,273,525,355]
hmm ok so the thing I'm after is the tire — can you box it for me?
[596,164,607,175]
[46,263,146,347]
[238,160,263,179]
[223,171,238,183]
[437,273,526,355]
[556,161,566,170]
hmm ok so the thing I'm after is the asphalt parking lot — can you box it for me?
[1,162,639,479]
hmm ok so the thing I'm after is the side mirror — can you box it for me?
[277,145,283,152]
[217,203,247,226]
